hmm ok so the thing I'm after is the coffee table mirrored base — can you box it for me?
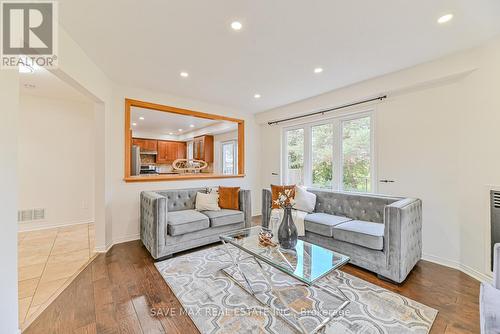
[218,231,350,334]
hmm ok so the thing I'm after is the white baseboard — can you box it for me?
[95,233,140,253]
[18,219,93,232]
[423,252,493,283]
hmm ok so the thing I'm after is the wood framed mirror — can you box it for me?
[124,98,244,182]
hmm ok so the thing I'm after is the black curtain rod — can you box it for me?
[267,95,387,125]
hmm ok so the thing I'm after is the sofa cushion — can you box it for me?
[332,220,385,250]
[294,186,317,213]
[167,209,209,236]
[304,213,352,237]
[218,186,240,210]
[195,192,220,211]
[202,209,244,228]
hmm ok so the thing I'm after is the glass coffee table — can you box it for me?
[219,226,350,334]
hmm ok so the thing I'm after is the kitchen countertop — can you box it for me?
[124,173,245,182]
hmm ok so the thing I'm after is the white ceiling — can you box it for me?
[20,66,90,102]
[131,106,234,136]
[58,0,500,113]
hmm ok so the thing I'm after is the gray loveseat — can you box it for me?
[262,188,422,283]
[141,188,251,260]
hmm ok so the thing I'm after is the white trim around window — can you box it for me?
[281,109,376,193]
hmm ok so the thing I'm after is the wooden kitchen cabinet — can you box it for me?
[157,140,187,163]
[156,140,169,163]
[132,138,157,152]
[176,142,187,159]
[193,135,213,163]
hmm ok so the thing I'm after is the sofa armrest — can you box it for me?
[140,191,167,259]
[384,198,422,282]
[239,189,252,228]
[262,188,272,228]
[494,243,500,289]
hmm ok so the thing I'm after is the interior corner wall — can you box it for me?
[18,94,95,231]
[0,71,20,333]
[256,37,500,281]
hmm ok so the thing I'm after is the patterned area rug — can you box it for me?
[155,245,437,333]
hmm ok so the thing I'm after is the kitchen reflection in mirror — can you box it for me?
[124,99,244,182]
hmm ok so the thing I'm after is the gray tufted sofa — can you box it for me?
[262,188,422,283]
[141,188,251,260]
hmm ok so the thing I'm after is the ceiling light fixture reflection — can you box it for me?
[132,122,137,126]
[189,124,195,128]
[139,116,144,120]
[314,67,323,74]
[180,71,189,78]
[254,94,261,99]
[178,128,183,132]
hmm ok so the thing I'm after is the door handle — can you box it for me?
[379,179,395,183]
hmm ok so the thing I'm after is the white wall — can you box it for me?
[213,130,238,174]
[0,71,20,333]
[256,37,500,281]
[54,26,114,250]
[107,85,261,246]
[18,94,95,231]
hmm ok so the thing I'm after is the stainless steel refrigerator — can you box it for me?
[131,145,141,176]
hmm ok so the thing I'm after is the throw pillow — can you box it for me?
[294,186,317,213]
[195,192,220,211]
[271,184,295,209]
[218,186,240,210]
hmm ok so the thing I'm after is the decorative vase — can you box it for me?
[278,206,298,249]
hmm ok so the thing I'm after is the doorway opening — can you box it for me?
[17,64,97,329]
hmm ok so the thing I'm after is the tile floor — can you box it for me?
[18,223,95,327]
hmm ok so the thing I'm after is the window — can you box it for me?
[285,128,304,185]
[187,141,194,160]
[311,123,333,188]
[342,117,371,192]
[221,140,237,174]
[283,113,374,193]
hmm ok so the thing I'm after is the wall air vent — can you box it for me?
[18,209,33,222]
[33,208,45,220]
[17,208,46,222]
[491,191,500,270]
[493,192,500,209]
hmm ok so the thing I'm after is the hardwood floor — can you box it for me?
[24,240,480,334]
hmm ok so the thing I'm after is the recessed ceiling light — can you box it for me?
[178,128,183,132]
[189,124,195,128]
[254,94,261,99]
[437,14,453,24]
[132,122,137,126]
[314,67,323,74]
[139,116,144,120]
[231,21,242,31]
[180,71,189,78]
